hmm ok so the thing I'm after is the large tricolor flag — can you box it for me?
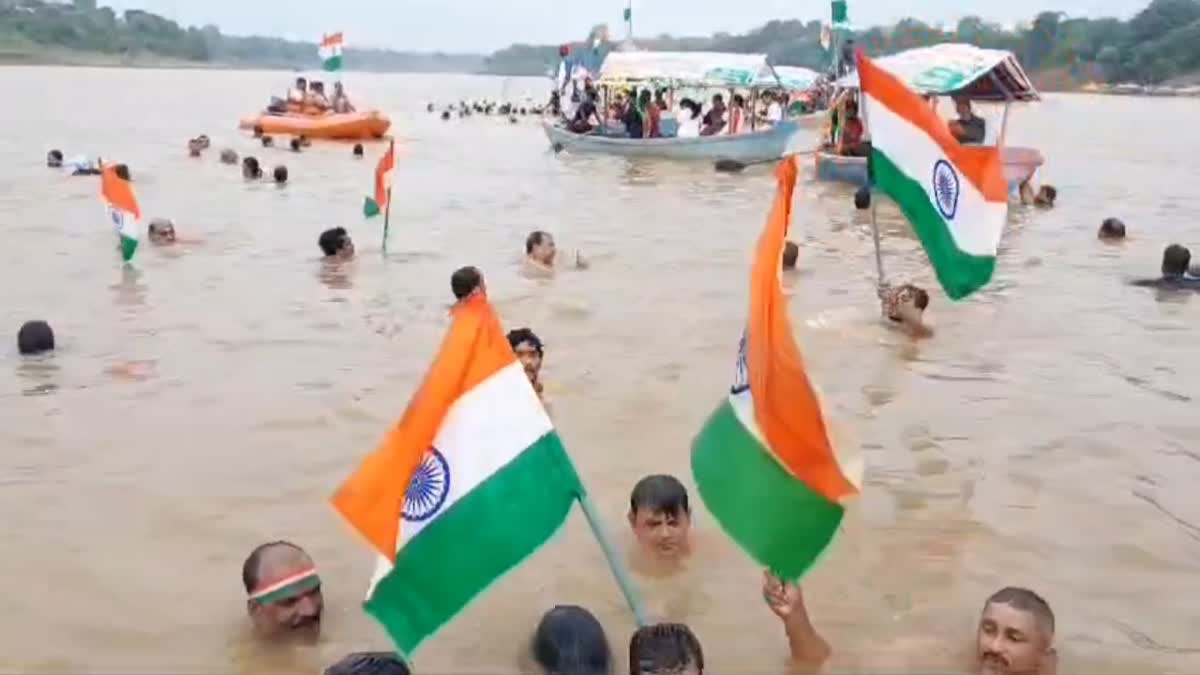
[320,32,344,72]
[363,141,394,218]
[691,159,861,581]
[857,51,1008,300]
[101,164,141,263]
[332,292,583,655]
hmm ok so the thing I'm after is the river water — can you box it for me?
[1,67,1197,673]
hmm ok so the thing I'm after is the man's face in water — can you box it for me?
[247,550,324,643]
[976,602,1052,675]
[629,507,691,561]
[532,234,556,266]
[513,340,542,383]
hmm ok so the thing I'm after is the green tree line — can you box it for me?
[485,0,1200,86]
[0,0,483,72]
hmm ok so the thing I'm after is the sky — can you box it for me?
[104,0,1149,52]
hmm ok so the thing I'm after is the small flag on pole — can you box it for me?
[623,6,632,21]
[857,51,1008,300]
[363,141,395,218]
[831,0,849,27]
[101,164,141,263]
[320,32,344,72]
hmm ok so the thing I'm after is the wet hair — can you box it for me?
[901,284,930,311]
[242,540,304,593]
[17,320,55,355]
[252,125,264,137]
[273,165,289,183]
[324,652,411,675]
[353,143,364,157]
[318,227,349,257]
[290,138,303,152]
[1036,185,1057,206]
[507,328,544,356]
[984,587,1055,639]
[782,240,799,270]
[628,623,704,675]
[1162,244,1190,278]
[1098,217,1126,240]
[220,148,239,164]
[242,156,262,178]
[854,186,871,210]
[261,136,274,147]
[526,230,551,255]
[450,265,484,300]
[630,475,690,517]
[47,149,63,166]
[113,164,131,181]
[530,605,612,675]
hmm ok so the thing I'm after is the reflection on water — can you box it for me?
[0,67,1198,674]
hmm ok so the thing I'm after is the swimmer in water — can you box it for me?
[877,282,932,338]
[506,327,544,397]
[1019,179,1057,208]
[318,227,354,260]
[187,138,204,157]
[629,623,705,675]
[17,320,55,355]
[242,541,323,644]
[628,474,692,567]
[764,572,1058,675]
[147,219,176,245]
[1098,217,1125,240]
[1130,244,1200,291]
[46,149,63,168]
[782,240,799,271]
[450,265,486,303]
[525,230,586,272]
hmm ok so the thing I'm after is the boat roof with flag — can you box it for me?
[598,51,779,88]
[837,43,1040,102]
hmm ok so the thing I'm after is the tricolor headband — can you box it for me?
[249,567,321,604]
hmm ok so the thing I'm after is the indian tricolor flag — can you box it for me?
[101,163,140,263]
[857,50,1008,300]
[363,140,394,218]
[320,32,344,72]
[332,293,583,655]
[691,158,861,581]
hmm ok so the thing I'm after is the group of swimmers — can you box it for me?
[427,99,546,122]
[239,467,1060,675]
[270,77,356,115]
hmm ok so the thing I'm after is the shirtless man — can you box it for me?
[525,230,557,272]
[242,541,323,644]
[763,571,1058,675]
[506,327,544,397]
[877,282,932,338]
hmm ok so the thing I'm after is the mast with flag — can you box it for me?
[320,32,344,72]
[623,1,633,41]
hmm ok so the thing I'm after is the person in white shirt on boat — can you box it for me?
[286,78,307,113]
[331,82,355,114]
[763,91,784,125]
[675,99,702,138]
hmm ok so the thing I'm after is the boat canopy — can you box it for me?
[836,43,1040,102]
[762,66,821,91]
[598,51,780,88]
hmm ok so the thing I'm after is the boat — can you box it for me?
[543,50,809,162]
[238,111,391,140]
[819,43,1045,193]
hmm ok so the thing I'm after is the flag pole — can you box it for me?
[381,137,394,253]
[856,50,884,285]
[576,491,648,627]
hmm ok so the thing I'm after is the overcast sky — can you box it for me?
[104,0,1147,52]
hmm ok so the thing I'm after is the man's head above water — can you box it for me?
[525,230,557,267]
[628,475,692,562]
[242,541,323,643]
[976,587,1055,675]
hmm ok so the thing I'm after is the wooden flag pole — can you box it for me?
[577,491,648,627]
[381,137,395,253]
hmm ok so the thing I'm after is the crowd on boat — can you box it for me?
[559,80,828,140]
[265,77,357,116]
[822,90,988,159]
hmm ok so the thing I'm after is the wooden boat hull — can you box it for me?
[814,146,1046,193]
[543,120,799,162]
[238,111,391,140]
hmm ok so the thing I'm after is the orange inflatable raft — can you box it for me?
[238,110,391,140]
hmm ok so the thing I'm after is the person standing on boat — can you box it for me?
[640,89,662,138]
[727,94,747,134]
[700,94,727,136]
[331,82,356,114]
[949,96,986,144]
[286,78,307,112]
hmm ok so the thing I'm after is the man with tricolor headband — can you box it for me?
[242,541,323,642]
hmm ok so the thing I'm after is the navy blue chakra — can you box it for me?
[730,330,750,395]
[402,448,451,522]
[931,159,960,220]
